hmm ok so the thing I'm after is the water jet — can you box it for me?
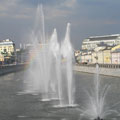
[22,5,75,107]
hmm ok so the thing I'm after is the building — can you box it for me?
[75,34,120,65]
[103,48,111,64]
[74,50,80,57]
[0,39,15,64]
[82,34,120,50]
[0,54,4,64]
[97,51,104,64]
[0,39,15,55]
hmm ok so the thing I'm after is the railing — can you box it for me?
[76,63,120,69]
[0,63,26,75]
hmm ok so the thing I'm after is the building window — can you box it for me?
[4,49,7,53]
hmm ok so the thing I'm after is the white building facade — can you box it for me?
[0,39,15,63]
[82,34,120,50]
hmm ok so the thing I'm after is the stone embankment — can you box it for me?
[74,64,120,77]
[0,63,26,75]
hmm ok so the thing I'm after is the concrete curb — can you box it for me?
[73,65,120,77]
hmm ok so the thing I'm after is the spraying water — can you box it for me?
[23,5,50,100]
[61,23,74,106]
[49,28,62,101]
[80,64,118,120]
[17,4,119,119]
[22,5,75,106]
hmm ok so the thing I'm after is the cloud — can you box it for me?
[44,0,77,20]
[0,0,120,49]
[0,0,33,19]
[0,0,17,12]
[103,20,120,25]
[14,14,31,19]
[45,7,72,20]
[61,0,77,8]
[0,0,77,19]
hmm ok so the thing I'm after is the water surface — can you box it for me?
[0,71,120,120]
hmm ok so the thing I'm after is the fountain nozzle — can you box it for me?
[94,116,103,120]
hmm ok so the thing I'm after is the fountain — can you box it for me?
[49,28,62,101]
[80,64,118,120]
[61,23,74,106]
[22,5,75,106]
[17,4,120,120]
[23,5,50,100]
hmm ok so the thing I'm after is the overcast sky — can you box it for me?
[0,0,120,49]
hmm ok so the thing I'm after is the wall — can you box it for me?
[74,65,120,77]
[112,52,120,64]
[0,64,25,75]
[97,52,104,64]
[92,52,97,63]
[103,50,111,64]
[77,50,120,64]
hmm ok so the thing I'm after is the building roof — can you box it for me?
[111,44,120,51]
[88,34,120,41]
[112,48,120,53]
[102,47,112,51]
[0,39,14,46]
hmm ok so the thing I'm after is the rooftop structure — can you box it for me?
[82,34,120,50]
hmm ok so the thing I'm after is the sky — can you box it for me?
[0,0,120,49]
